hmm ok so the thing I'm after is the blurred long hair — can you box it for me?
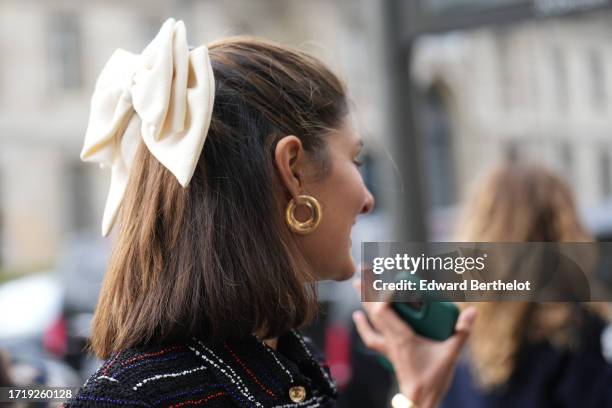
[455,162,606,389]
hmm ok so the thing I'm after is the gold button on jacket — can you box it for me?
[288,386,307,403]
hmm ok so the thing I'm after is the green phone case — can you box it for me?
[389,271,459,341]
[377,301,459,372]
[391,301,459,341]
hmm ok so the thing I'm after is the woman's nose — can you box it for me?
[360,188,375,215]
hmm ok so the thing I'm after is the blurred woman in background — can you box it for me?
[441,163,612,408]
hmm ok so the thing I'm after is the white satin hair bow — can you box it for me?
[81,18,215,236]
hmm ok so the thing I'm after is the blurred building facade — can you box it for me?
[412,13,612,209]
[0,0,388,271]
[6,1,612,272]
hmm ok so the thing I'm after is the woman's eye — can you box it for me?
[353,159,363,167]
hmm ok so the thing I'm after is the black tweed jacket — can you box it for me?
[63,330,337,407]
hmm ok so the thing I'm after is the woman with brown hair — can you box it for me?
[441,163,612,408]
[65,19,476,408]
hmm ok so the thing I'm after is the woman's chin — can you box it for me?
[335,260,357,281]
[314,256,357,281]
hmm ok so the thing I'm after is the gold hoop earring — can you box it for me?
[285,195,322,235]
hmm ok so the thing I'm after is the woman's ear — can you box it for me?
[274,135,304,198]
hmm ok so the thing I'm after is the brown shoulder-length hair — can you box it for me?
[90,37,348,359]
[455,162,608,389]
